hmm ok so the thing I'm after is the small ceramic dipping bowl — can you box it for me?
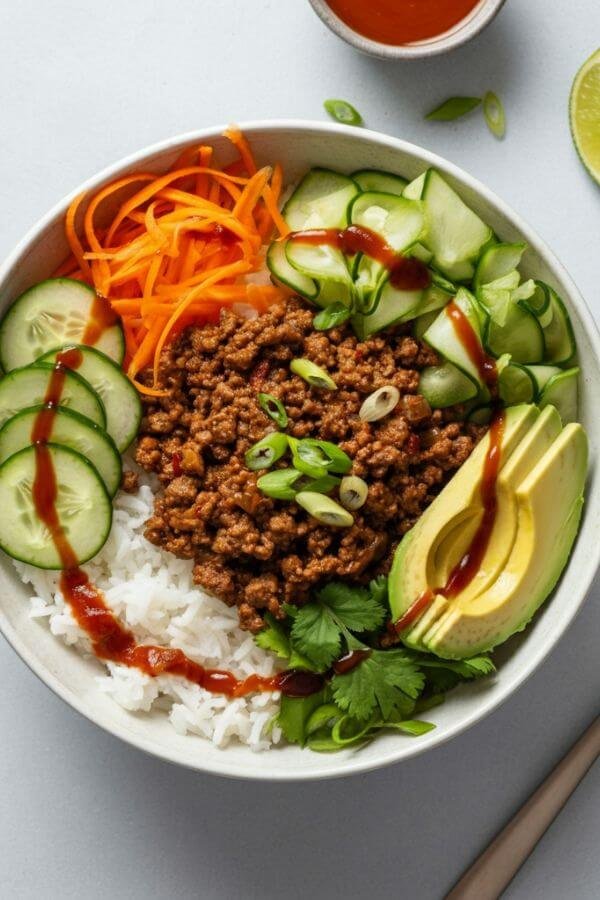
[308,0,507,60]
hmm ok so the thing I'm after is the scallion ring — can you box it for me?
[258,392,288,429]
[339,475,368,510]
[295,491,354,527]
[245,432,289,471]
[256,468,301,500]
[323,98,363,126]
[288,436,328,478]
[359,385,400,423]
[483,91,506,139]
[290,358,337,390]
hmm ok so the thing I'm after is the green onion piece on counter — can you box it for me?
[323,98,363,126]
[483,91,506,138]
[295,491,354,527]
[425,96,482,121]
[258,392,288,429]
[290,358,337,390]
[339,475,368,510]
[256,468,301,500]
[313,302,352,331]
[245,432,289,471]
[359,385,400,422]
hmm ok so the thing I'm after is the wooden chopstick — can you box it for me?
[446,715,600,900]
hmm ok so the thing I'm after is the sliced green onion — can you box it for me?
[300,473,341,494]
[306,729,343,752]
[258,392,288,429]
[425,96,481,122]
[331,715,373,746]
[288,436,328,479]
[290,358,337,390]
[295,491,354,527]
[324,98,363,126]
[256,468,301,499]
[483,91,506,138]
[359,385,400,422]
[313,302,352,331]
[308,439,352,474]
[245,432,288,471]
[383,719,436,736]
[339,475,368,510]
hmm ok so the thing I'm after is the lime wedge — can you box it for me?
[570,48,600,184]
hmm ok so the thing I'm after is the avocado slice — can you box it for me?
[389,404,539,628]
[423,423,587,658]
[399,405,564,651]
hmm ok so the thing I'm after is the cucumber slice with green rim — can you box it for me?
[266,241,318,300]
[0,405,121,497]
[286,240,351,284]
[351,169,408,195]
[418,361,478,408]
[482,300,544,364]
[0,363,105,430]
[474,242,526,290]
[420,170,493,278]
[498,362,536,405]
[353,283,423,339]
[282,168,358,230]
[413,310,440,340]
[0,278,125,372]
[402,173,427,200]
[38,345,142,452]
[411,243,433,264]
[539,367,579,424]
[523,364,562,397]
[519,280,550,317]
[423,288,486,388]
[467,405,493,425]
[417,285,453,316]
[539,285,577,365]
[0,442,112,568]
[314,279,355,310]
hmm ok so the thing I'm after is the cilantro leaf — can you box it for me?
[368,574,388,607]
[291,602,342,670]
[254,613,291,660]
[276,690,329,746]
[316,582,387,632]
[332,650,424,721]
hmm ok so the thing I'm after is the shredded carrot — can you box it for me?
[61,128,289,395]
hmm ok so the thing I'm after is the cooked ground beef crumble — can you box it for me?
[136,298,485,632]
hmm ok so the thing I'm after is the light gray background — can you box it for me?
[1,1,599,898]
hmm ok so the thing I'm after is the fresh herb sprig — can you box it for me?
[255,577,496,752]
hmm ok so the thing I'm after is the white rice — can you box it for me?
[13,465,283,752]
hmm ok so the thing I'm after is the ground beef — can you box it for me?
[136,298,485,632]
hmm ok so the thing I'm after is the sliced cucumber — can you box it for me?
[0,363,105,430]
[474,242,526,290]
[0,279,125,372]
[402,173,427,200]
[351,169,408,195]
[266,241,318,300]
[0,405,121,497]
[423,288,486,387]
[350,192,426,252]
[519,280,550,317]
[286,240,351,284]
[418,362,478,408]
[539,285,577,365]
[314,279,355,310]
[524,364,561,397]
[411,243,433,264]
[482,300,545,364]
[467,405,493,425]
[420,170,493,278]
[539,368,579,424]
[498,362,536,405]
[353,283,422,339]
[0,443,111,568]
[282,168,358,230]
[413,310,440,340]
[38,345,142,452]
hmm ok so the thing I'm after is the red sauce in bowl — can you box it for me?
[326,0,482,46]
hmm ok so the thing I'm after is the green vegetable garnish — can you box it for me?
[290,358,337,390]
[257,468,341,499]
[331,649,424,721]
[339,475,368,510]
[292,438,352,478]
[313,302,352,331]
[258,392,288,429]
[483,90,506,138]
[324,98,363,126]
[425,96,482,121]
[244,432,288,471]
[295,491,354,527]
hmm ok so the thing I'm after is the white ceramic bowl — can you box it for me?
[308,0,507,60]
[1,121,599,781]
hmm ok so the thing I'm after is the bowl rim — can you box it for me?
[307,0,508,60]
[1,118,599,781]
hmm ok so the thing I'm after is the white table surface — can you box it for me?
[1,1,599,897]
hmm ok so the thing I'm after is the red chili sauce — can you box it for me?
[31,345,324,700]
[289,225,431,292]
[326,0,482,46]
[394,306,501,633]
